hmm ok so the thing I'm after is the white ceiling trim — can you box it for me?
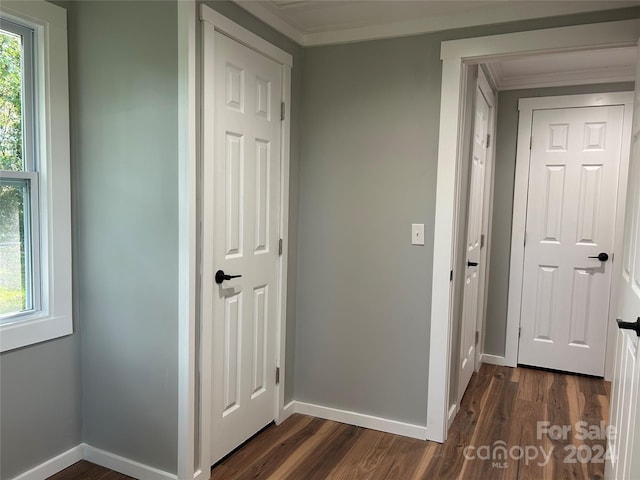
[234,1,640,47]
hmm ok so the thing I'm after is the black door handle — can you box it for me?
[467,261,479,267]
[616,318,640,337]
[215,269,242,284]
[588,252,609,262]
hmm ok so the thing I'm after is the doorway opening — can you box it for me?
[429,18,640,443]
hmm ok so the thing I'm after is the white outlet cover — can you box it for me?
[412,224,425,246]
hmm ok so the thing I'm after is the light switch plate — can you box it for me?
[412,224,425,246]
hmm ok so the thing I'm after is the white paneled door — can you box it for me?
[206,31,282,464]
[605,40,640,480]
[518,105,625,376]
[458,73,492,401]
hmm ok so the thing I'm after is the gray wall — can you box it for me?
[0,337,81,479]
[297,37,437,424]
[295,8,640,426]
[484,81,635,356]
[200,1,303,403]
[68,1,180,473]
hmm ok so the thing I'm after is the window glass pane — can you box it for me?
[0,180,31,316]
[0,28,23,172]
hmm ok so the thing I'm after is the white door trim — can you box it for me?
[198,4,292,470]
[428,18,640,443]
[505,92,634,374]
[177,1,201,479]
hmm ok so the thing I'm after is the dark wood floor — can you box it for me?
[48,365,610,480]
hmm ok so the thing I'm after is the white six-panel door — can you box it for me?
[205,31,282,464]
[606,40,640,480]
[518,105,625,376]
[458,77,491,401]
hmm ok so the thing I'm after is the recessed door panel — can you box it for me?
[576,165,602,245]
[533,266,558,341]
[223,293,242,415]
[541,166,565,243]
[225,133,244,258]
[254,140,270,254]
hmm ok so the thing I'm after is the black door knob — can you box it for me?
[588,252,609,262]
[215,270,242,284]
[467,261,479,267]
[616,318,640,337]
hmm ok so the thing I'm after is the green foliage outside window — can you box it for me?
[0,30,26,314]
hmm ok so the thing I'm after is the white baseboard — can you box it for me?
[10,444,178,480]
[10,445,83,480]
[481,353,509,366]
[277,400,296,425]
[82,444,177,480]
[12,402,427,480]
[447,403,458,429]
[291,401,428,440]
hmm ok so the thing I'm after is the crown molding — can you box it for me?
[234,1,640,47]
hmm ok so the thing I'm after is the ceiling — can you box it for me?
[234,0,640,46]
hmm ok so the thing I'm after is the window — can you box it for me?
[0,1,71,352]
[1,20,39,319]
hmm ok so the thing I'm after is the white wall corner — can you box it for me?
[9,446,83,480]
[481,353,509,367]
[278,400,297,425]
[9,444,182,480]
[82,444,178,480]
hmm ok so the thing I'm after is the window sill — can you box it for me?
[0,314,72,352]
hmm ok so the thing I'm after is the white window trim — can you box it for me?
[0,0,72,352]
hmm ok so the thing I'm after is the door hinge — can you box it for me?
[481,233,485,249]
[529,136,532,149]
[281,102,286,121]
[278,238,283,256]
[524,232,527,247]
[275,367,280,385]
[486,134,491,148]
[475,331,479,346]
[518,327,521,338]
[450,270,454,282]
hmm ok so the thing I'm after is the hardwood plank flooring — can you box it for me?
[47,461,132,480]
[47,365,610,480]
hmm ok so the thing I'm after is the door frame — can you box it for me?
[198,4,293,472]
[428,18,640,443]
[505,92,634,375]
